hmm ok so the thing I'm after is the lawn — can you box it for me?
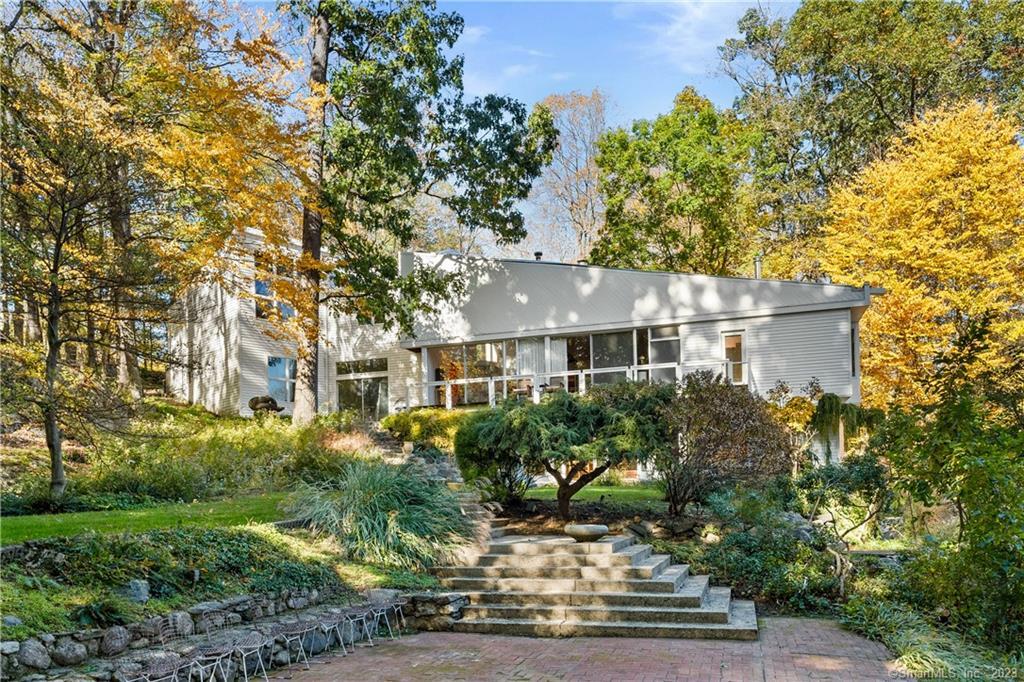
[0,492,288,545]
[525,484,663,502]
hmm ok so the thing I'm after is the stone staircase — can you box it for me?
[436,528,757,640]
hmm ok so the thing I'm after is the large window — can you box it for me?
[723,332,746,385]
[254,253,294,320]
[591,331,632,385]
[337,357,389,419]
[649,325,681,383]
[267,356,296,404]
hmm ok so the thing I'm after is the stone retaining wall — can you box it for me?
[0,586,336,680]
[0,590,469,682]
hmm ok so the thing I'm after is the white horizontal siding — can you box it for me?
[681,308,855,399]
[165,282,240,415]
[322,312,421,414]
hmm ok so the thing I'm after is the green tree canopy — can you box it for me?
[588,87,759,276]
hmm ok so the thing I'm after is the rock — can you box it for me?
[188,601,223,616]
[51,639,88,666]
[167,611,194,638]
[17,639,52,669]
[563,523,609,542]
[99,627,131,656]
[3,616,23,628]
[366,589,399,603]
[1,641,20,655]
[285,597,308,610]
[777,511,816,543]
[38,633,55,645]
[125,580,149,604]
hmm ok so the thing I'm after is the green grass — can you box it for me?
[525,484,663,502]
[0,493,288,545]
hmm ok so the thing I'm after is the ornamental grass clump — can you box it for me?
[286,461,474,569]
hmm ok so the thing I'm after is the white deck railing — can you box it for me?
[403,360,750,409]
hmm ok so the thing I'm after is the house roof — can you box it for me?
[403,252,882,348]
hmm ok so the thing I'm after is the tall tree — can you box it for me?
[527,89,607,263]
[722,0,1024,277]
[287,0,556,424]
[821,102,1024,410]
[1,0,299,495]
[589,87,758,276]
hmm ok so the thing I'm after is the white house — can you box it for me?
[166,250,881,460]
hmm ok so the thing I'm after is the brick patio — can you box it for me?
[289,617,898,681]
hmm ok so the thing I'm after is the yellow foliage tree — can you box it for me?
[821,102,1024,409]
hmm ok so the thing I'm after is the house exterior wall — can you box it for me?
[410,253,872,346]
[321,312,422,414]
[166,281,240,415]
[679,308,856,399]
[168,249,873,441]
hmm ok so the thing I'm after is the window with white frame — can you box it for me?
[648,325,681,383]
[722,331,746,385]
[254,253,295,320]
[267,356,297,403]
[337,358,389,418]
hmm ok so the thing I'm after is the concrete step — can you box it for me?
[486,535,635,556]
[465,576,711,609]
[462,587,733,624]
[439,564,688,594]
[437,555,671,580]
[473,544,652,568]
[453,599,758,640]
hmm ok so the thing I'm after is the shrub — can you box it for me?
[286,461,474,569]
[380,408,470,450]
[841,597,1022,680]
[454,408,537,504]
[659,371,792,514]
[1,401,371,514]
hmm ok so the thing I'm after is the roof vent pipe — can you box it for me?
[754,254,763,279]
[534,251,543,261]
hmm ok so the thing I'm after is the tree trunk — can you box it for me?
[43,267,66,497]
[555,465,609,520]
[291,7,331,426]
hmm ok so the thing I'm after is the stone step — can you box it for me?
[462,587,733,624]
[486,535,635,556]
[474,544,652,568]
[489,527,508,539]
[437,554,671,580]
[439,564,688,594]
[464,575,711,608]
[452,599,758,640]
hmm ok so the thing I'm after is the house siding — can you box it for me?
[681,308,854,399]
[322,313,421,413]
[165,281,240,415]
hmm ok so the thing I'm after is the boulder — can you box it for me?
[124,580,150,604]
[777,511,815,543]
[3,616,23,628]
[51,639,88,666]
[99,627,131,657]
[1,641,20,655]
[167,611,194,638]
[16,639,51,670]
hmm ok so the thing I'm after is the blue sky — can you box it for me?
[442,1,798,126]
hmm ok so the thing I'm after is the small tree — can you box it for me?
[453,409,539,505]
[659,371,792,515]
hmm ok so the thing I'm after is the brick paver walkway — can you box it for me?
[290,617,898,681]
